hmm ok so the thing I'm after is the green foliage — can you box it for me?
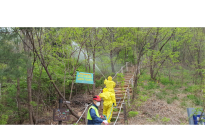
[113,108,118,112]
[152,114,159,121]
[0,108,12,125]
[167,98,173,104]
[160,77,174,85]
[116,73,125,87]
[180,101,187,107]
[139,95,149,102]
[95,77,104,88]
[0,27,205,124]
[0,114,8,125]
[143,81,159,90]
[166,85,181,90]
[128,111,138,117]
[156,92,164,99]
[187,95,203,106]
[172,96,179,100]
[110,118,117,122]
[161,117,170,124]
[30,101,37,107]
[185,85,201,93]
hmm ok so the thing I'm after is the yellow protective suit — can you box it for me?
[104,76,116,94]
[99,88,116,123]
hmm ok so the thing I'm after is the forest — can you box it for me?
[0,27,205,125]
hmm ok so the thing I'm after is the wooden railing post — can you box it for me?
[127,88,130,107]
[123,102,128,124]
[121,66,123,74]
[100,99,103,110]
[58,98,63,125]
[131,78,134,87]
[126,62,128,72]
[85,103,88,125]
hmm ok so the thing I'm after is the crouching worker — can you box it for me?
[87,95,108,125]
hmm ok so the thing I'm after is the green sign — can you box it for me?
[75,72,94,84]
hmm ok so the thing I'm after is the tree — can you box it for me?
[14,27,84,120]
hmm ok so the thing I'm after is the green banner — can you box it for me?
[75,72,94,84]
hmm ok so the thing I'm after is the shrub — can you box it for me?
[162,117,170,124]
[185,85,201,93]
[110,118,117,122]
[139,95,149,102]
[172,96,179,100]
[180,101,187,107]
[135,86,142,94]
[0,114,8,125]
[172,89,179,94]
[144,75,151,80]
[167,98,173,104]
[141,91,147,95]
[194,98,203,106]
[160,77,174,85]
[187,95,203,106]
[95,77,104,88]
[156,92,164,99]
[128,111,138,117]
[144,81,160,90]
[162,89,168,96]
[113,108,118,112]
[187,95,195,100]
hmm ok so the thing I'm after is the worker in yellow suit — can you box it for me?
[104,76,116,94]
[99,88,116,123]
[104,76,117,116]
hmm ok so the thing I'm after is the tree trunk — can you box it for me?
[92,47,96,96]
[16,78,22,124]
[181,66,184,85]
[22,29,82,120]
[26,63,34,124]
[110,50,115,73]
[132,64,139,101]
[63,67,66,99]
[168,61,171,81]
[124,47,126,64]
[150,54,154,80]
[23,33,34,125]
[132,56,141,101]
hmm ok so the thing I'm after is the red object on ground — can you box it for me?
[93,95,101,101]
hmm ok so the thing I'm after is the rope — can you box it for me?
[113,86,127,125]
[75,103,92,125]
[115,97,122,108]
[108,103,114,121]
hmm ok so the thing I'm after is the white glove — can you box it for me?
[102,120,109,125]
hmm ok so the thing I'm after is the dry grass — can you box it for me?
[127,83,195,125]
[127,97,189,125]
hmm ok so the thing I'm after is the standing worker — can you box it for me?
[99,88,116,123]
[104,76,117,108]
[87,95,108,125]
[104,76,116,94]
